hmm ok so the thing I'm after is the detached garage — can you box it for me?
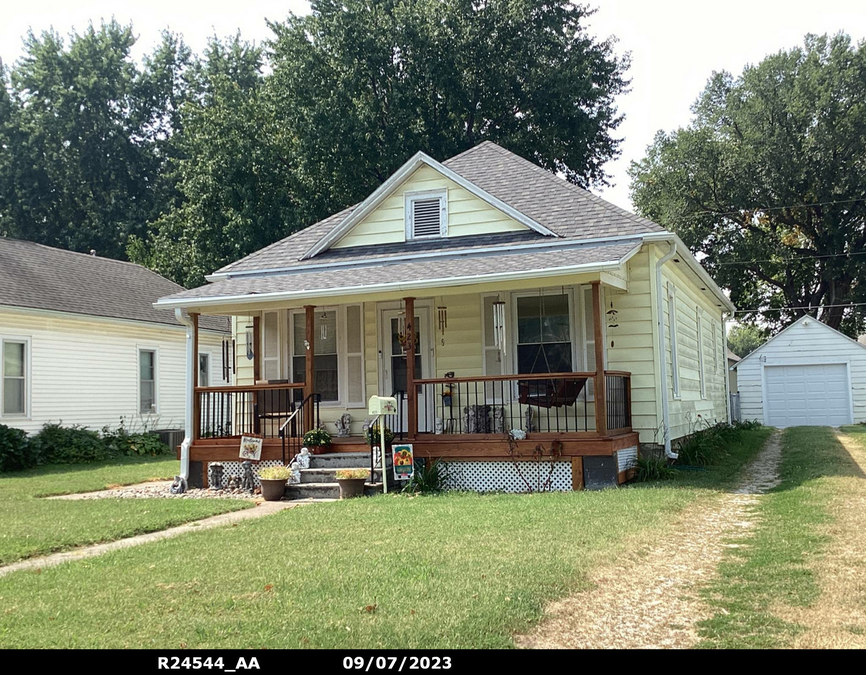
[734,316,866,428]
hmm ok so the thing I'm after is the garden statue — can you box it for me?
[169,475,186,494]
[208,462,224,490]
[295,447,312,469]
[463,405,478,434]
[494,406,507,434]
[227,475,241,491]
[362,418,371,437]
[334,413,352,437]
[524,407,535,433]
[434,418,444,435]
[510,429,527,441]
[240,460,256,493]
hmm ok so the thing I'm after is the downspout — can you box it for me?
[175,308,195,484]
[655,241,678,459]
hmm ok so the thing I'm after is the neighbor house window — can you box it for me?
[2,339,27,416]
[198,353,210,387]
[405,191,447,239]
[515,293,573,374]
[139,349,157,414]
[667,284,680,398]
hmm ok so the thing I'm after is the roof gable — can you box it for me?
[302,150,556,259]
[735,315,866,368]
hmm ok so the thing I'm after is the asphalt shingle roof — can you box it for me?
[214,141,663,276]
[160,241,640,303]
[0,238,227,331]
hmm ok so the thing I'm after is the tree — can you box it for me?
[629,34,866,336]
[0,22,192,260]
[727,324,768,359]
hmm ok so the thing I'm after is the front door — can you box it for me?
[381,308,431,433]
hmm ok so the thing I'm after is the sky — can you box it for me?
[1,0,865,210]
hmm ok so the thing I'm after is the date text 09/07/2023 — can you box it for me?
[343,656,452,671]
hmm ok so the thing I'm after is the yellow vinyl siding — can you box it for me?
[332,165,528,249]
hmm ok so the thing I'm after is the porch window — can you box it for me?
[2,340,27,416]
[139,349,157,414]
[291,310,338,402]
[198,353,210,387]
[515,293,573,374]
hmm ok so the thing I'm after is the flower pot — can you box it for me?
[311,445,329,455]
[337,477,367,499]
[259,478,287,501]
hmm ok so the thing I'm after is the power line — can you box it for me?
[716,250,866,266]
[689,197,865,218]
[734,302,866,314]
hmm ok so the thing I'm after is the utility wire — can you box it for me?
[716,250,866,266]
[734,302,866,314]
[688,197,866,217]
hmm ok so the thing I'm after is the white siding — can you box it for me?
[0,308,227,435]
[737,317,866,426]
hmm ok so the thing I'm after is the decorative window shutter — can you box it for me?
[262,311,280,380]
[345,304,365,406]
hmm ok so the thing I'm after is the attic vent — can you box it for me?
[407,192,446,239]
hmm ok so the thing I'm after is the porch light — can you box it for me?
[493,300,507,355]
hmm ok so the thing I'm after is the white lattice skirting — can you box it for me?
[442,460,572,493]
[216,460,284,488]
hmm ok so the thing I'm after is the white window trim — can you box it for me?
[1,336,31,419]
[667,283,681,399]
[286,304,366,408]
[137,346,159,416]
[509,287,580,376]
[697,307,706,399]
[405,189,448,240]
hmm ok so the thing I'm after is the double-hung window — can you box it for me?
[515,293,573,374]
[198,353,210,387]
[139,349,157,414]
[2,339,28,417]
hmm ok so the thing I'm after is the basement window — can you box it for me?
[406,191,447,239]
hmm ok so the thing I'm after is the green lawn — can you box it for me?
[697,426,862,648]
[0,428,771,649]
[0,457,250,565]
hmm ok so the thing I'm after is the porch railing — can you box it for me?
[413,371,608,436]
[605,372,632,434]
[194,382,306,440]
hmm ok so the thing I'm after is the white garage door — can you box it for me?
[764,364,852,428]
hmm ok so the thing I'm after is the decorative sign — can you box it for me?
[368,395,398,415]
[239,435,263,461]
[392,444,415,481]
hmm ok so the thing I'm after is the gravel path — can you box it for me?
[0,500,301,579]
[515,431,782,649]
[46,481,260,501]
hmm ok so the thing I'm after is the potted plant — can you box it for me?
[335,468,370,499]
[258,465,292,501]
[364,422,395,448]
[303,427,332,454]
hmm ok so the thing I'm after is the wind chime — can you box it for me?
[320,309,329,342]
[492,297,507,358]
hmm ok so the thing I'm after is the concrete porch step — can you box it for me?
[285,481,384,501]
[308,452,370,469]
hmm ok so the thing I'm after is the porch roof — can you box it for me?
[154,239,641,310]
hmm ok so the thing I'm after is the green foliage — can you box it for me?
[402,459,451,493]
[629,33,866,336]
[0,424,34,472]
[727,323,769,358]
[676,419,764,467]
[335,468,370,480]
[364,423,395,446]
[303,427,332,447]
[633,456,677,482]
[101,425,171,457]
[30,424,108,465]
[258,465,291,480]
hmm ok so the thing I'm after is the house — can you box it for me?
[0,238,229,437]
[727,349,742,421]
[155,142,735,491]
[733,315,866,428]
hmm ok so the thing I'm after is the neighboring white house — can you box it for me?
[733,315,866,428]
[0,238,229,436]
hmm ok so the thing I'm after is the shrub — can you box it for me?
[0,423,35,472]
[102,425,170,457]
[259,465,292,480]
[676,420,764,466]
[303,427,332,447]
[30,423,108,464]
[634,456,677,482]
[335,468,370,480]
[402,459,451,493]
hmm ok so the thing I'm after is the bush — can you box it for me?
[0,423,35,472]
[303,427,332,448]
[634,456,677,482]
[30,423,108,464]
[259,465,292,480]
[402,459,451,493]
[102,425,170,457]
[676,419,764,466]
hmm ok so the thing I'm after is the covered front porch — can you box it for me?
[184,273,639,490]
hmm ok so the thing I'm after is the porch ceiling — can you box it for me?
[154,240,640,312]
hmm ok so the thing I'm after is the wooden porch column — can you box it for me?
[404,297,417,440]
[591,282,608,436]
[304,305,316,431]
[191,313,200,440]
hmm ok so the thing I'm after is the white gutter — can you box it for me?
[174,308,194,483]
[655,241,678,459]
